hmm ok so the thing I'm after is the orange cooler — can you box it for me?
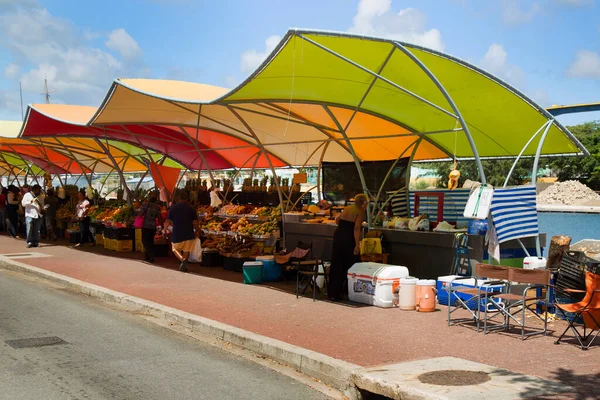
[416,279,437,312]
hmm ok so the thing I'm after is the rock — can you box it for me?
[537,180,600,206]
[462,179,481,189]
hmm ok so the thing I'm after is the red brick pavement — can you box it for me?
[0,235,597,385]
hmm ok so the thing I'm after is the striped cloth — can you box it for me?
[489,186,539,244]
[387,189,408,217]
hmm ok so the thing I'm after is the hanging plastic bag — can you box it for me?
[463,184,494,220]
[188,238,202,263]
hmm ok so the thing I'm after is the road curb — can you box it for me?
[0,258,361,398]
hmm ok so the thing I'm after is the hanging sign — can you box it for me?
[463,184,494,220]
[292,172,307,184]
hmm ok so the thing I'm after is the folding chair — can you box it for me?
[484,268,551,339]
[295,259,328,301]
[446,263,510,331]
[555,271,600,350]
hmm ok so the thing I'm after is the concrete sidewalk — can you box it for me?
[0,235,597,399]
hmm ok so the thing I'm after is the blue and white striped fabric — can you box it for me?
[387,189,408,217]
[490,186,538,244]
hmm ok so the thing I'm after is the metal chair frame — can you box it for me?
[446,264,510,331]
[484,268,551,340]
[295,259,328,301]
[555,271,600,350]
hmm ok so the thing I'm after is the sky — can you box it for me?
[0,0,599,127]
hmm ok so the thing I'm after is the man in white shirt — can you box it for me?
[21,184,44,248]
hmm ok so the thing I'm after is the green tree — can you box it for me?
[548,121,600,189]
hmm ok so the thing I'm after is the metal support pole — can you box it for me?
[503,120,552,188]
[227,107,287,246]
[531,120,554,257]
[94,137,132,206]
[393,42,487,184]
[372,138,420,221]
[316,142,330,202]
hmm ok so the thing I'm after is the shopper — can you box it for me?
[327,193,368,301]
[6,185,20,238]
[74,190,95,247]
[0,187,7,233]
[21,184,44,248]
[163,191,199,272]
[138,194,163,263]
[44,188,59,241]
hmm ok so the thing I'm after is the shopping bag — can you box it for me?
[360,237,382,255]
[133,215,145,229]
[188,238,202,263]
[463,184,494,220]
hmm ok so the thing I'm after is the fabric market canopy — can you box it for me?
[21,104,284,170]
[1,120,181,175]
[86,29,586,175]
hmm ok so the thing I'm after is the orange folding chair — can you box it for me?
[555,271,600,350]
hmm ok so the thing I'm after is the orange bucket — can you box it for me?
[415,279,437,312]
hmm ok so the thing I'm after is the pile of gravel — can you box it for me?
[537,180,600,206]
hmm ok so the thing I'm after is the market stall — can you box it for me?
[1,29,590,287]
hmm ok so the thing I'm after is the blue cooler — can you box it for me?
[437,275,504,311]
[256,256,281,282]
[243,261,263,284]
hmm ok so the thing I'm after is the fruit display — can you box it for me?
[196,205,218,215]
[201,235,226,249]
[56,203,75,219]
[216,236,256,256]
[219,204,255,216]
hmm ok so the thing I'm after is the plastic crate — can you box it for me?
[103,228,116,239]
[555,251,599,300]
[95,234,104,246]
[114,228,134,240]
[202,250,223,267]
[136,240,145,253]
[114,240,133,252]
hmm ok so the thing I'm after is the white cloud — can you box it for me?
[480,44,526,88]
[349,1,444,51]
[4,63,19,78]
[567,50,600,79]
[106,28,142,60]
[0,2,147,109]
[501,0,541,24]
[240,35,281,73]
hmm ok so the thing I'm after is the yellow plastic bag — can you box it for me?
[360,237,382,255]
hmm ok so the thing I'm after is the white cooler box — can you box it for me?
[347,263,410,308]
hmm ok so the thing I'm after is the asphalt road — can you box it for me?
[0,270,328,400]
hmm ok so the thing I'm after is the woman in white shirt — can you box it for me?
[74,191,95,247]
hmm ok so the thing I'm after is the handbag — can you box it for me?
[360,237,382,255]
[134,204,147,229]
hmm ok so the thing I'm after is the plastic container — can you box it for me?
[523,257,547,270]
[243,261,263,284]
[416,279,437,312]
[467,219,488,235]
[398,277,419,310]
[347,262,410,308]
[436,275,505,311]
[256,255,281,282]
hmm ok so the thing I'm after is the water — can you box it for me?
[538,212,600,244]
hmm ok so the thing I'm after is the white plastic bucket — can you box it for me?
[398,277,419,310]
[523,257,547,270]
